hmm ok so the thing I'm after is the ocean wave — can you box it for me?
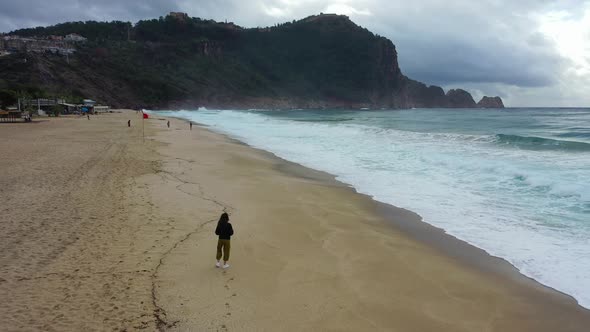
[494,134,590,152]
[556,132,590,139]
[293,118,354,123]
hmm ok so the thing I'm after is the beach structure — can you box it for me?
[0,109,30,122]
[0,110,18,122]
[94,105,110,113]
[18,98,65,108]
[83,99,96,106]
[81,99,95,114]
[60,102,78,113]
[16,98,109,115]
[18,98,65,115]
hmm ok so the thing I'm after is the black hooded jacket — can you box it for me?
[215,223,234,240]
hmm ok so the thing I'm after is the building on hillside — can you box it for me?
[1,35,75,54]
[64,33,87,42]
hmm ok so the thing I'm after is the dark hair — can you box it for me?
[215,212,229,234]
[218,212,229,224]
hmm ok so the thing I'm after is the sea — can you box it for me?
[151,107,590,308]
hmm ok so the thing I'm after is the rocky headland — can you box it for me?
[0,13,504,109]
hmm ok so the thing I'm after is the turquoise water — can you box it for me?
[153,107,590,308]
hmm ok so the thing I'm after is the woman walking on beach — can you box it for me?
[215,212,233,269]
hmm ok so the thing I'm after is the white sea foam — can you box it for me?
[154,109,590,308]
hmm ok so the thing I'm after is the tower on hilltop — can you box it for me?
[168,12,189,21]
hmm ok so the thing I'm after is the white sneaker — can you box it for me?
[223,263,230,269]
[215,261,221,268]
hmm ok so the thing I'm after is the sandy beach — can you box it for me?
[1,110,590,331]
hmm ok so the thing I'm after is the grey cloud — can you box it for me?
[349,0,569,88]
[392,33,564,87]
[0,0,177,31]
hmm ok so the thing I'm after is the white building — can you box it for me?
[64,33,87,42]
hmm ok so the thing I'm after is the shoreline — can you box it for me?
[2,110,589,331]
[160,113,589,312]
[153,114,590,331]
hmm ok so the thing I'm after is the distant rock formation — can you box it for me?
[477,96,505,108]
[446,89,477,108]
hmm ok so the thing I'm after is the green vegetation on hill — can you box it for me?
[12,21,131,41]
[1,14,500,109]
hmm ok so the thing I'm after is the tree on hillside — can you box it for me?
[0,90,17,109]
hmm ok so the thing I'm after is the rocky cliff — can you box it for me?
[477,96,505,108]
[446,89,477,108]
[1,13,504,109]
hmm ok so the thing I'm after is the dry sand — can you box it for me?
[1,110,590,331]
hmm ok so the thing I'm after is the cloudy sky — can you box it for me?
[1,0,589,107]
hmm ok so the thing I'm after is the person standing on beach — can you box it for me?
[215,212,233,269]
[167,120,170,128]
[190,122,192,130]
[127,120,131,127]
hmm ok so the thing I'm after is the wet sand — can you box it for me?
[1,110,589,331]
